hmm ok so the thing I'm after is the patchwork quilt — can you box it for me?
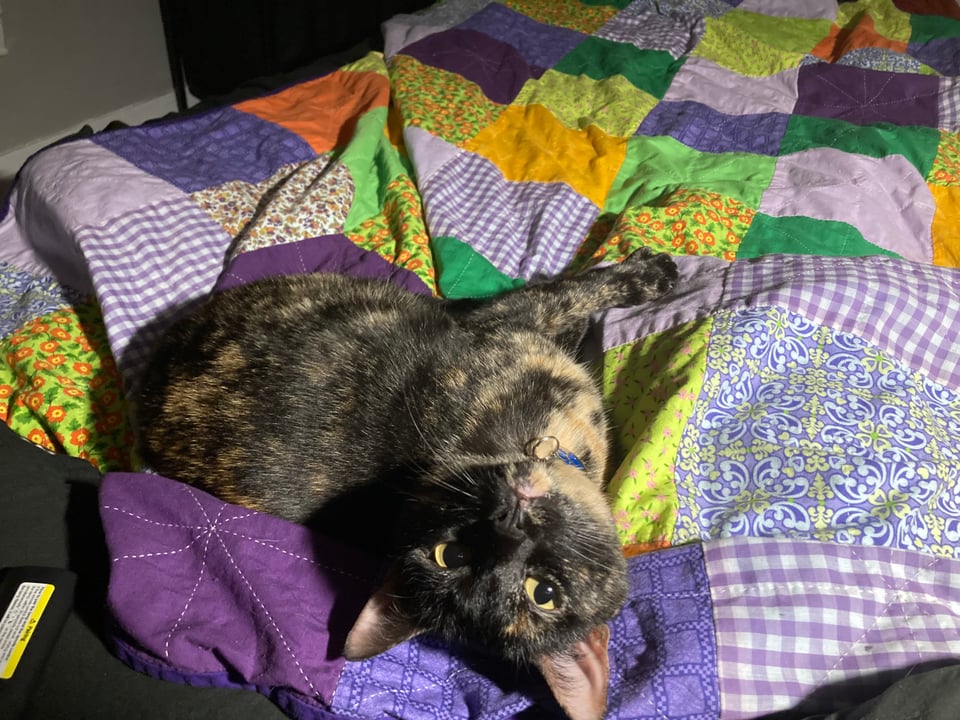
[2,0,960,717]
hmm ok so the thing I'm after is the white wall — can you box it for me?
[0,0,176,179]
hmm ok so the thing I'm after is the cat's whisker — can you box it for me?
[450,465,481,488]
[400,388,469,470]
[428,476,476,500]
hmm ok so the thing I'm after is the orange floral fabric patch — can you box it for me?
[577,189,755,266]
[0,302,135,471]
[347,175,438,293]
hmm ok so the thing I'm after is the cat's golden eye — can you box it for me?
[524,577,558,611]
[432,542,470,569]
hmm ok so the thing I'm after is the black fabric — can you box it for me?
[0,423,285,719]
[794,666,960,720]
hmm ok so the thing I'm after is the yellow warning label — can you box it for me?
[0,582,55,680]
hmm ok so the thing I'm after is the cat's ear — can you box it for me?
[536,624,611,720]
[343,574,422,660]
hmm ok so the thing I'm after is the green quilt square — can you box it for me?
[779,115,940,178]
[554,37,685,98]
[740,213,900,259]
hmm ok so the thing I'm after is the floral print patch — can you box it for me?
[0,262,86,340]
[501,0,616,33]
[347,174,437,293]
[928,130,960,186]
[603,319,711,548]
[674,306,960,558]
[192,155,354,252]
[577,188,754,265]
[1,302,135,471]
[389,55,506,147]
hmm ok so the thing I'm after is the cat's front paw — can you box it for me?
[614,248,678,304]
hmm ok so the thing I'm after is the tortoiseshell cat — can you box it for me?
[136,248,678,720]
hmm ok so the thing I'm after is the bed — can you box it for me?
[2,0,960,717]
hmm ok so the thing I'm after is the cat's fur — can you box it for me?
[136,248,678,720]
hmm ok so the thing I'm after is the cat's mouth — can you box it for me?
[494,501,527,539]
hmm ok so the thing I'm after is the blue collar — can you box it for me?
[555,447,584,469]
[526,436,584,470]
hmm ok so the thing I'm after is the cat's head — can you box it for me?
[344,454,628,720]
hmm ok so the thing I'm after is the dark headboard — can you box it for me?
[159,0,435,110]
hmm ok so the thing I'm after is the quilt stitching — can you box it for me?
[162,501,223,660]
[707,538,960,717]
[210,514,323,698]
[795,64,940,126]
[101,505,215,530]
[815,547,943,686]
[215,531,377,584]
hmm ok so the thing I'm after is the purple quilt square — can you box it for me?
[639,100,790,155]
[94,107,316,193]
[457,3,586,72]
[654,552,706,594]
[100,471,383,706]
[666,596,704,624]
[402,28,536,105]
[664,673,711,715]
[605,543,720,719]
[908,38,960,76]
[663,629,707,665]
[216,234,432,297]
[333,637,535,719]
[794,63,940,127]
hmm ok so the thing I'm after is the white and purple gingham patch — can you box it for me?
[76,196,231,390]
[706,537,960,718]
[422,152,598,281]
[938,76,960,132]
[596,10,705,59]
[725,254,960,391]
[598,254,960,390]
